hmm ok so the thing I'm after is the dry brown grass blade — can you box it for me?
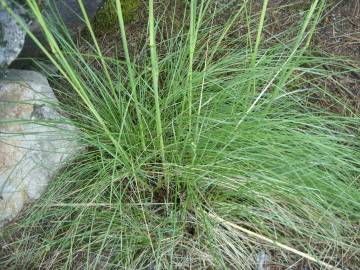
[208,213,342,270]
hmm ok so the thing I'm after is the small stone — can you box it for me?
[0,69,79,228]
[256,250,271,270]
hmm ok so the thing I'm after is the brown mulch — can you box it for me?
[317,0,360,60]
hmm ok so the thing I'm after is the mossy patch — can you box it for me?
[92,0,140,35]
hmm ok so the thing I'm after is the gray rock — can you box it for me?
[0,3,26,71]
[19,0,105,60]
[0,69,78,228]
[1,0,104,69]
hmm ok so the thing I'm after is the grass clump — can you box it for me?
[1,0,360,269]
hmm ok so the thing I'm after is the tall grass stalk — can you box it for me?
[115,0,146,150]
[250,0,268,68]
[1,0,359,269]
[149,0,166,180]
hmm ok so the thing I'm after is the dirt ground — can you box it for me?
[92,0,359,116]
[93,0,359,58]
[317,0,360,59]
[265,0,360,114]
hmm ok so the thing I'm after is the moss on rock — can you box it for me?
[92,0,139,34]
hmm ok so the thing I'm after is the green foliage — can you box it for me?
[1,0,360,269]
[92,0,139,34]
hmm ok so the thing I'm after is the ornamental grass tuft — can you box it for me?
[1,0,359,269]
